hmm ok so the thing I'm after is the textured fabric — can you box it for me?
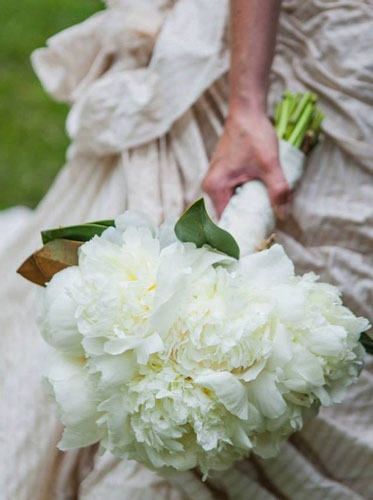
[1,1,373,499]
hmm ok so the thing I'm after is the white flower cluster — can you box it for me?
[38,212,369,476]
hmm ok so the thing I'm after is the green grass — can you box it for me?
[0,0,103,210]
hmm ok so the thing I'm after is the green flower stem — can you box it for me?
[289,92,311,125]
[273,90,324,152]
[288,102,313,147]
[276,94,291,139]
[288,92,300,118]
[274,101,282,123]
[310,109,325,134]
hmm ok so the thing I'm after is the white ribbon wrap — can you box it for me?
[219,140,305,256]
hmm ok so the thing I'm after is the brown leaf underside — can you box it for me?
[17,239,82,286]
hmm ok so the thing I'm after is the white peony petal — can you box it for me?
[98,393,133,449]
[135,333,164,364]
[231,423,253,451]
[238,244,294,288]
[101,226,124,246]
[240,359,266,382]
[328,380,349,404]
[38,267,83,357]
[307,325,346,357]
[46,354,102,450]
[149,243,192,332]
[268,323,293,368]
[104,337,142,355]
[190,245,234,277]
[158,216,178,248]
[330,309,370,337]
[144,444,197,471]
[82,336,106,356]
[46,353,83,381]
[90,351,137,386]
[248,371,287,419]
[313,386,332,406]
[195,371,249,420]
[59,423,101,450]
[266,285,306,322]
[254,432,282,459]
[284,347,325,392]
[115,210,158,236]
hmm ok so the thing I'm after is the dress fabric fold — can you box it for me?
[1,0,372,499]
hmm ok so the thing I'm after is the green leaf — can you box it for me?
[174,198,240,259]
[89,219,115,227]
[360,332,373,355]
[41,220,115,244]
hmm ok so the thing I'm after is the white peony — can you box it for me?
[39,211,370,476]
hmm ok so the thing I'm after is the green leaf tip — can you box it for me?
[174,198,240,259]
[360,332,373,355]
[41,220,115,245]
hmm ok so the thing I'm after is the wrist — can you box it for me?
[227,101,268,129]
[228,92,267,121]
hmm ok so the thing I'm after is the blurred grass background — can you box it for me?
[0,0,102,210]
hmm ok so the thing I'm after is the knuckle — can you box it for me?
[260,154,279,171]
[202,170,223,194]
[274,182,290,196]
[202,176,217,194]
[271,184,291,204]
[267,159,283,174]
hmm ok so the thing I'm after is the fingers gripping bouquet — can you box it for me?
[18,92,371,478]
[220,91,326,254]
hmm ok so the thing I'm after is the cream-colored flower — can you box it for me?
[40,211,370,476]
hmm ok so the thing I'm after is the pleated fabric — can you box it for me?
[1,1,372,499]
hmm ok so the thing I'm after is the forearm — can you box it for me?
[203,0,289,217]
[229,0,281,116]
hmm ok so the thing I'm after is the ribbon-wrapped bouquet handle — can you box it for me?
[220,139,304,255]
[220,91,323,255]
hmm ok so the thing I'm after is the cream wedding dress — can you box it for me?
[1,1,373,499]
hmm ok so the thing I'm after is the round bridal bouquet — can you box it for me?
[35,211,369,476]
[18,92,371,477]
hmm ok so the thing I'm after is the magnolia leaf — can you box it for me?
[41,220,114,244]
[17,239,82,286]
[90,219,116,227]
[360,332,373,355]
[17,255,46,286]
[174,198,240,259]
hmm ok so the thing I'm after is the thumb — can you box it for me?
[202,174,235,218]
[206,185,234,219]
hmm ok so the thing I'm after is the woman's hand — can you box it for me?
[202,110,292,218]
